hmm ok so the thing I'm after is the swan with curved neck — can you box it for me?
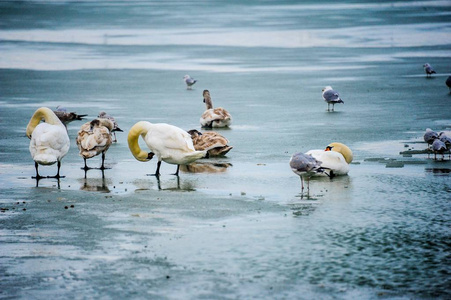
[306,142,353,177]
[128,121,206,176]
[200,90,232,128]
[76,118,114,170]
[26,107,70,179]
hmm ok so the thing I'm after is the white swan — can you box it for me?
[200,90,232,128]
[305,142,353,177]
[128,121,207,176]
[26,107,70,179]
[76,119,114,170]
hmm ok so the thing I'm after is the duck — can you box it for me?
[53,105,87,126]
[187,129,233,156]
[26,107,70,179]
[98,111,123,142]
[322,86,344,112]
[200,90,232,128]
[128,121,207,176]
[305,142,353,177]
[423,63,436,78]
[290,152,328,193]
[76,118,114,170]
[183,75,197,90]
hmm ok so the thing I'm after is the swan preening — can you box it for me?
[322,86,344,112]
[187,129,233,157]
[183,75,197,90]
[128,121,207,176]
[26,107,70,179]
[290,142,353,192]
[200,90,232,128]
[98,111,123,142]
[76,118,114,170]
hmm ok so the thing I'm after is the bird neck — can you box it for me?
[128,121,153,162]
[204,96,213,109]
[26,107,64,138]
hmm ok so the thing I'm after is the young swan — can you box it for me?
[187,129,233,157]
[26,107,70,179]
[200,90,232,128]
[98,111,123,142]
[76,118,115,170]
[128,121,207,176]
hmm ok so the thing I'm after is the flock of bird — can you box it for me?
[24,65,450,193]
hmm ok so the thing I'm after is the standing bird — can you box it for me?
[128,121,207,176]
[183,75,197,90]
[187,129,233,156]
[98,111,123,142]
[439,132,451,159]
[26,107,70,179]
[432,139,447,160]
[53,106,87,126]
[76,118,114,170]
[322,86,344,112]
[423,128,438,149]
[423,63,436,78]
[446,76,451,93]
[200,90,232,128]
[290,153,328,193]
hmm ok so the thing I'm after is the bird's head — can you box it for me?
[322,86,333,92]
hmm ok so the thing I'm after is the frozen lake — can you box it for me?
[1,1,450,299]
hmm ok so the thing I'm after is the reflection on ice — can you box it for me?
[180,162,232,174]
[78,175,111,193]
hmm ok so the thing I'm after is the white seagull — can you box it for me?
[183,75,197,90]
[423,63,436,78]
[322,86,344,112]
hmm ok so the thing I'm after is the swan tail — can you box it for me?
[128,121,153,162]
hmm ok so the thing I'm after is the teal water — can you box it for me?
[1,1,450,299]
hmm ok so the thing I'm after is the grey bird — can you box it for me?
[432,139,447,160]
[423,63,436,78]
[53,106,87,126]
[439,132,451,159]
[446,76,451,93]
[183,75,197,90]
[290,152,330,193]
[322,86,344,111]
[98,111,123,142]
[423,128,438,149]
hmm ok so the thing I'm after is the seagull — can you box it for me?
[439,132,451,159]
[322,86,344,112]
[289,152,329,193]
[432,139,447,160]
[446,76,451,93]
[183,75,197,90]
[98,111,123,142]
[423,128,438,149]
[53,106,87,126]
[423,63,436,78]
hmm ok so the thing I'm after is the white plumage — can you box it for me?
[128,121,206,176]
[26,107,70,178]
[305,142,353,177]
